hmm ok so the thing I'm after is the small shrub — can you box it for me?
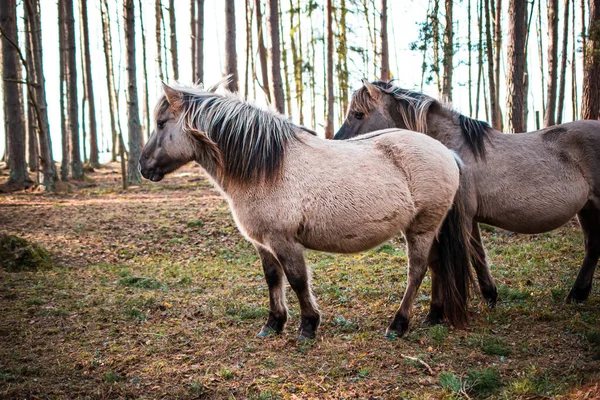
[480,336,511,357]
[0,234,53,272]
[103,370,124,383]
[123,307,146,321]
[218,367,234,379]
[466,368,502,397]
[439,371,463,393]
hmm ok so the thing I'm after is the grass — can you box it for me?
[1,166,599,399]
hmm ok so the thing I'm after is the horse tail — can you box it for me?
[432,154,474,328]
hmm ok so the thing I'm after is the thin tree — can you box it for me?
[432,0,441,93]
[0,0,29,186]
[59,0,70,180]
[80,0,99,167]
[254,0,271,101]
[155,0,164,81]
[124,0,142,185]
[24,0,55,190]
[191,0,196,79]
[544,0,559,126]
[441,0,454,101]
[380,0,390,80]
[279,1,292,116]
[493,0,502,129]
[308,0,317,127]
[24,10,38,173]
[581,0,600,120]
[267,0,285,113]
[337,0,348,115]
[195,0,204,84]
[168,0,179,80]
[476,0,484,118]
[290,0,304,121]
[571,0,578,118]
[506,0,528,133]
[138,0,151,141]
[325,0,334,138]
[225,0,239,91]
[556,0,570,124]
[537,0,546,114]
[244,0,252,99]
[485,0,500,128]
[468,0,473,115]
[101,0,120,166]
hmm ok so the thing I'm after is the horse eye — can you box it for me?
[157,120,166,129]
[354,112,365,120]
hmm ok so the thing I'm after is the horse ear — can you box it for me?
[362,79,380,99]
[162,83,184,110]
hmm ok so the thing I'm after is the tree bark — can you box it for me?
[124,0,143,185]
[582,0,600,120]
[59,0,70,180]
[191,0,196,79]
[168,0,179,80]
[325,0,334,138]
[337,0,348,115]
[225,0,238,91]
[556,0,570,124]
[0,0,29,185]
[195,0,204,84]
[138,0,151,142]
[485,0,500,128]
[506,0,528,133]
[380,0,390,80]
[279,1,291,116]
[544,0,559,126]
[432,0,441,93]
[493,0,502,129]
[80,0,99,167]
[267,0,284,113]
[441,0,454,101]
[254,0,270,102]
[100,0,119,166]
[24,9,38,173]
[155,0,164,81]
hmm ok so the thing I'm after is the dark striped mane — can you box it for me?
[161,85,300,182]
[355,81,491,159]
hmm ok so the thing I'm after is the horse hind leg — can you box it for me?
[256,246,288,336]
[471,224,498,307]
[566,204,600,303]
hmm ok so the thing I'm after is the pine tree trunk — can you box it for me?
[244,0,251,99]
[168,0,178,80]
[196,0,204,83]
[506,0,528,133]
[254,0,270,102]
[308,2,316,128]
[125,0,142,185]
[24,0,55,190]
[155,0,164,81]
[100,0,119,166]
[537,0,546,114]
[571,0,578,118]
[556,0,570,124]
[279,1,291,116]
[64,0,83,179]
[59,0,70,180]
[581,0,600,120]
[544,0,559,126]
[80,0,99,167]
[485,0,500,128]
[337,0,348,115]
[289,0,303,120]
[380,0,390,80]
[191,0,196,79]
[225,0,238,92]
[441,0,454,101]
[468,0,473,115]
[0,0,29,186]
[24,10,38,173]
[325,0,334,139]
[267,0,285,113]
[432,0,441,93]
[138,0,150,142]
[476,0,483,118]
[493,0,502,129]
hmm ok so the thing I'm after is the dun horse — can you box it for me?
[140,83,474,339]
[335,80,600,317]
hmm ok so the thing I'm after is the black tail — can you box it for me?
[431,158,474,328]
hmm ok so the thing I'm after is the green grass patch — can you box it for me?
[118,272,164,290]
[122,307,146,321]
[466,367,502,397]
[439,371,463,393]
[427,325,449,345]
[0,234,53,272]
[468,334,511,357]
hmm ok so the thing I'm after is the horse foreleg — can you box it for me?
[387,231,434,338]
[566,205,600,303]
[425,242,445,325]
[471,223,498,307]
[273,243,321,340]
[256,246,288,337]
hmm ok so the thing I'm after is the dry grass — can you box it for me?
[1,163,599,399]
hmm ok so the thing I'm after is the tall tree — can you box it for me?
[571,0,578,118]
[0,0,28,186]
[23,10,38,173]
[325,0,334,138]
[557,0,570,124]
[279,1,291,116]
[138,0,151,141]
[581,0,600,119]
[254,0,270,101]
[544,0,559,126]
[155,0,164,81]
[493,0,502,129]
[506,0,528,133]
[468,0,473,115]
[336,0,348,116]
[191,0,196,79]
[101,0,119,164]
[125,0,142,185]
[441,0,454,101]
[244,0,252,98]
[80,0,99,167]
[168,0,179,80]
[59,0,70,180]
[24,0,55,190]
[432,0,441,93]
[380,0,390,80]
[267,0,285,112]
[195,0,204,83]
[225,0,238,91]
[484,0,501,128]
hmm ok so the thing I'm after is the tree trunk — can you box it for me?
[556,0,569,124]
[155,0,164,81]
[468,0,473,115]
[544,0,559,126]
[225,0,238,91]
[493,0,502,129]
[325,0,334,138]
[290,0,302,120]
[582,0,600,119]
[80,0,99,167]
[24,9,38,173]
[485,0,500,128]
[380,0,390,80]
[279,1,291,116]
[0,0,28,186]
[308,1,316,127]
[191,0,196,79]
[244,0,251,99]
[124,0,142,185]
[138,0,150,142]
[537,0,546,114]
[168,0,179,80]
[506,0,528,133]
[476,0,483,118]
[571,0,578,118]
[24,0,55,190]
[441,0,454,101]
[432,0,441,93]
[59,0,69,180]
[337,0,348,116]
[267,0,285,113]
[254,0,270,102]
[195,0,204,84]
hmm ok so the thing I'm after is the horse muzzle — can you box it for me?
[139,160,165,182]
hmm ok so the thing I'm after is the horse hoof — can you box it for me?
[386,316,409,339]
[296,331,316,341]
[482,286,498,308]
[424,314,443,326]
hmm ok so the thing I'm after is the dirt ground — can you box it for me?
[1,162,599,399]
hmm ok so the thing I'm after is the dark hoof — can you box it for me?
[482,285,498,308]
[257,313,287,337]
[297,314,320,341]
[296,331,316,341]
[565,287,591,304]
[424,307,444,326]
[386,315,409,339]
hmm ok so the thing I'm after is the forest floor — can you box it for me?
[1,162,600,399]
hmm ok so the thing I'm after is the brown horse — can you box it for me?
[140,83,474,339]
[335,80,600,319]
